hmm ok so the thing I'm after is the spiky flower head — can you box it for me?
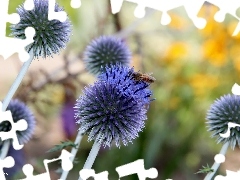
[206,94,240,149]
[10,0,71,58]
[83,36,131,75]
[75,64,153,147]
[0,99,36,145]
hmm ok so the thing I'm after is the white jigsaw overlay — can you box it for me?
[0,0,240,179]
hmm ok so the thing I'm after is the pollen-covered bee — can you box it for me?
[132,71,156,83]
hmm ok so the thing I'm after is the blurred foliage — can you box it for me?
[6,1,240,180]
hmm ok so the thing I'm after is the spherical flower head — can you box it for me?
[0,99,36,145]
[206,94,240,149]
[10,0,71,59]
[83,36,131,75]
[75,64,153,148]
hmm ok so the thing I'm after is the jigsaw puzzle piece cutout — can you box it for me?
[110,0,124,14]
[70,0,81,9]
[59,149,73,171]
[20,150,73,180]
[0,0,20,37]
[0,156,14,180]
[116,159,158,180]
[183,0,207,29]
[0,109,28,150]
[215,170,240,180]
[79,169,109,180]
[20,164,51,180]
[48,0,67,22]
[205,0,240,35]
[232,83,240,95]
[112,0,206,27]
[0,27,35,62]
[207,0,240,22]
[127,0,186,25]
[0,0,35,62]
[24,0,34,10]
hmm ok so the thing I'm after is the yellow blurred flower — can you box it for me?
[164,42,188,63]
[202,38,228,67]
[189,73,219,97]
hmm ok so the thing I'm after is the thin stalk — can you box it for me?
[2,51,34,111]
[60,131,84,180]
[0,140,10,159]
[0,51,34,160]
[204,141,230,180]
[78,141,101,180]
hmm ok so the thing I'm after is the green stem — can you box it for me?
[59,131,84,180]
[78,141,101,180]
[204,142,230,180]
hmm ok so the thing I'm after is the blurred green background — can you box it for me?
[4,0,240,179]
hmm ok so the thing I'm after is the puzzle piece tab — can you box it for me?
[79,169,109,180]
[116,159,158,180]
[215,170,240,180]
[48,0,67,22]
[206,0,240,36]
[0,102,28,150]
[0,156,14,180]
[0,0,35,62]
[70,0,81,9]
[110,0,240,33]
[20,150,73,180]
[110,0,207,28]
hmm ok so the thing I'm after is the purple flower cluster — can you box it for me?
[75,64,153,147]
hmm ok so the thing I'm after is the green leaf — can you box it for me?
[47,140,77,153]
[195,164,214,174]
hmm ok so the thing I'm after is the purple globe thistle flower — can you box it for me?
[75,64,153,147]
[0,99,36,145]
[83,36,131,75]
[10,0,71,58]
[206,94,240,149]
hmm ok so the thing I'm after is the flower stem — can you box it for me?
[0,51,34,160]
[204,142,230,180]
[60,131,84,180]
[0,140,10,160]
[2,51,34,111]
[78,141,101,180]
